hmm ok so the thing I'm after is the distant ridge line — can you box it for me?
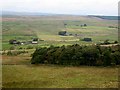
[2,11,119,20]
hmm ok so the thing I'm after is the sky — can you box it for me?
[1,0,120,16]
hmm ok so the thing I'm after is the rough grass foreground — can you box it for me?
[2,64,118,88]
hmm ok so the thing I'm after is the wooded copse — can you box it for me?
[31,44,120,66]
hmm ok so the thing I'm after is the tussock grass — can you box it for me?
[2,65,118,88]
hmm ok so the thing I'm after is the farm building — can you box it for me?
[9,39,21,45]
[83,38,92,42]
[58,31,67,36]
[31,38,39,44]
[9,40,17,44]
[32,41,38,44]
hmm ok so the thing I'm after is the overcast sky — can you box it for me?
[1,0,119,16]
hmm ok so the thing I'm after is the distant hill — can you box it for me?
[2,11,56,16]
[92,16,118,20]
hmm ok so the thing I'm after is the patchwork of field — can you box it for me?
[1,15,119,88]
[1,15,118,50]
[2,55,119,88]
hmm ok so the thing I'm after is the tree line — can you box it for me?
[31,44,120,66]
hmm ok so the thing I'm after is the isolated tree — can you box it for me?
[84,24,87,27]
[114,41,118,44]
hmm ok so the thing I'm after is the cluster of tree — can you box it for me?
[31,44,120,66]
[32,38,39,41]
[108,26,118,28]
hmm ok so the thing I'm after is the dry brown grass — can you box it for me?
[2,54,119,88]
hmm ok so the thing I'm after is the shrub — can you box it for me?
[104,39,110,45]
[19,47,23,49]
[7,51,13,56]
[26,45,34,49]
[7,50,28,56]
[9,46,15,50]
[114,41,118,44]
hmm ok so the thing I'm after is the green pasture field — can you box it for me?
[2,55,119,88]
[2,16,118,50]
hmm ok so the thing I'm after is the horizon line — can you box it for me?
[2,10,118,16]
